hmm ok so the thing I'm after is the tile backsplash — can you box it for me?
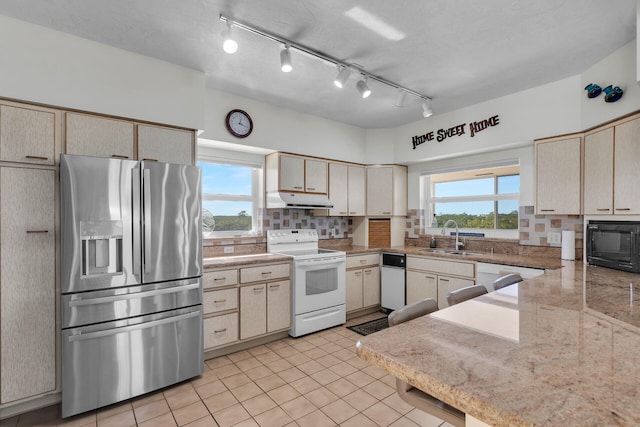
[518,205,583,249]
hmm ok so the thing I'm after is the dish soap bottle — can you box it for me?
[430,235,437,248]
[430,213,438,228]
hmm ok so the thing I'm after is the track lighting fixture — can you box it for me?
[334,66,351,89]
[356,75,371,98]
[222,21,238,54]
[219,14,433,116]
[422,99,433,118]
[280,45,292,72]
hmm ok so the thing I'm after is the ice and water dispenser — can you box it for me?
[80,220,123,277]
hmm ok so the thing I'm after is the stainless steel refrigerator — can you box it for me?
[60,154,203,418]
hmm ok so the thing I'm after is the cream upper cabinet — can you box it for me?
[535,135,582,215]
[366,165,407,216]
[266,153,328,194]
[613,117,640,214]
[0,105,55,166]
[66,112,134,159]
[1,167,56,403]
[328,162,348,216]
[137,124,194,165]
[348,165,366,216]
[583,127,614,215]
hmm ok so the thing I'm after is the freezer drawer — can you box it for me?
[61,306,203,418]
[62,277,202,328]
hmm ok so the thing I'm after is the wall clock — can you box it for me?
[225,109,253,138]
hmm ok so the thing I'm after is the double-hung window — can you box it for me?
[424,165,520,232]
[198,159,261,237]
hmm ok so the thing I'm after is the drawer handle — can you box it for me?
[349,212,356,214]
[111,154,130,159]
[26,230,49,234]
[616,208,631,211]
[214,328,227,333]
[213,299,227,303]
[269,284,280,289]
[213,277,226,281]
[540,209,555,212]
[440,279,449,282]
[596,208,610,211]
[25,155,48,160]
[261,271,272,275]
[360,259,366,264]
[254,287,264,291]
[142,158,159,162]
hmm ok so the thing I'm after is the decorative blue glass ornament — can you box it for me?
[603,85,623,103]
[584,83,602,98]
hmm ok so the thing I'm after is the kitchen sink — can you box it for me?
[419,248,482,256]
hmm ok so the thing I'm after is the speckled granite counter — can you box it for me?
[356,262,640,426]
[203,253,291,269]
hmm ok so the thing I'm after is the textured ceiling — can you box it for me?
[0,0,635,128]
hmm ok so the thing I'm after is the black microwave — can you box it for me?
[586,220,640,273]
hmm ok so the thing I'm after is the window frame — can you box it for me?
[422,165,520,237]
[197,156,262,238]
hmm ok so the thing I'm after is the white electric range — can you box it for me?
[267,229,346,337]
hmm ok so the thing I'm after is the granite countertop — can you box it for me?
[356,262,640,426]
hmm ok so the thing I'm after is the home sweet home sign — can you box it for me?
[411,114,500,149]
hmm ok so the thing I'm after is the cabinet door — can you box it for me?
[614,118,640,214]
[1,168,55,403]
[240,284,267,339]
[348,165,366,216]
[279,155,305,191]
[583,128,614,215]
[438,276,475,308]
[367,167,393,215]
[406,270,437,305]
[204,313,238,349]
[66,112,134,159]
[305,159,328,193]
[363,266,381,307]
[137,124,194,165]
[328,162,348,216]
[346,269,364,312]
[0,105,55,165]
[535,137,581,215]
[267,280,291,332]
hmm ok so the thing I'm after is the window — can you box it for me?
[426,165,519,230]
[198,160,261,236]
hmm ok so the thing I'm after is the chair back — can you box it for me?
[492,273,523,290]
[446,285,487,306]
[388,298,438,327]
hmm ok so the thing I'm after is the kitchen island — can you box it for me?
[356,262,640,426]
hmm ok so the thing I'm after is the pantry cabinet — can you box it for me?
[66,112,135,159]
[366,165,407,216]
[0,104,55,166]
[406,255,475,308]
[0,167,56,403]
[583,115,640,215]
[535,135,582,215]
[346,253,381,313]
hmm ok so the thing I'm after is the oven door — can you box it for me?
[293,256,346,315]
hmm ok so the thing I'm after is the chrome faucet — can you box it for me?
[441,219,464,250]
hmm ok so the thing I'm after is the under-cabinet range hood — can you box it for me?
[266,192,334,209]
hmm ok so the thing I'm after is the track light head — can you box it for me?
[334,66,351,88]
[422,99,433,118]
[395,88,406,107]
[280,45,292,72]
[356,76,371,98]
[222,22,238,54]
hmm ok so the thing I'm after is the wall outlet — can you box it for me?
[224,246,234,254]
[548,232,561,245]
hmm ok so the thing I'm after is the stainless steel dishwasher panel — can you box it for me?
[61,306,203,418]
[381,253,406,311]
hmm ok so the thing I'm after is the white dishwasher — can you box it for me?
[381,252,406,311]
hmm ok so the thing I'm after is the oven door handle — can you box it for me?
[296,257,345,267]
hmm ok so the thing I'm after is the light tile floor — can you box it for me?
[1,312,453,427]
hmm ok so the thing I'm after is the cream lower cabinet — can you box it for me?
[240,284,267,339]
[406,256,475,309]
[0,167,56,404]
[346,253,381,313]
[203,268,239,350]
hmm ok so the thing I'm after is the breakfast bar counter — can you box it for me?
[356,262,640,426]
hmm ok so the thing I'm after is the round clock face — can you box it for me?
[226,109,253,138]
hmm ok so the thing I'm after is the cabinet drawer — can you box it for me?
[203,269,238,289]
[407,256,475,278]
[240,263,290,283]
[204,313,238,349]
[204,288,238,314]
[346,253,380,269]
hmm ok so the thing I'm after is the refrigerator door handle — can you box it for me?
[143,168,152,274]
[67,282,200,307]
[67,310,201,342]
[132,168,142,279]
